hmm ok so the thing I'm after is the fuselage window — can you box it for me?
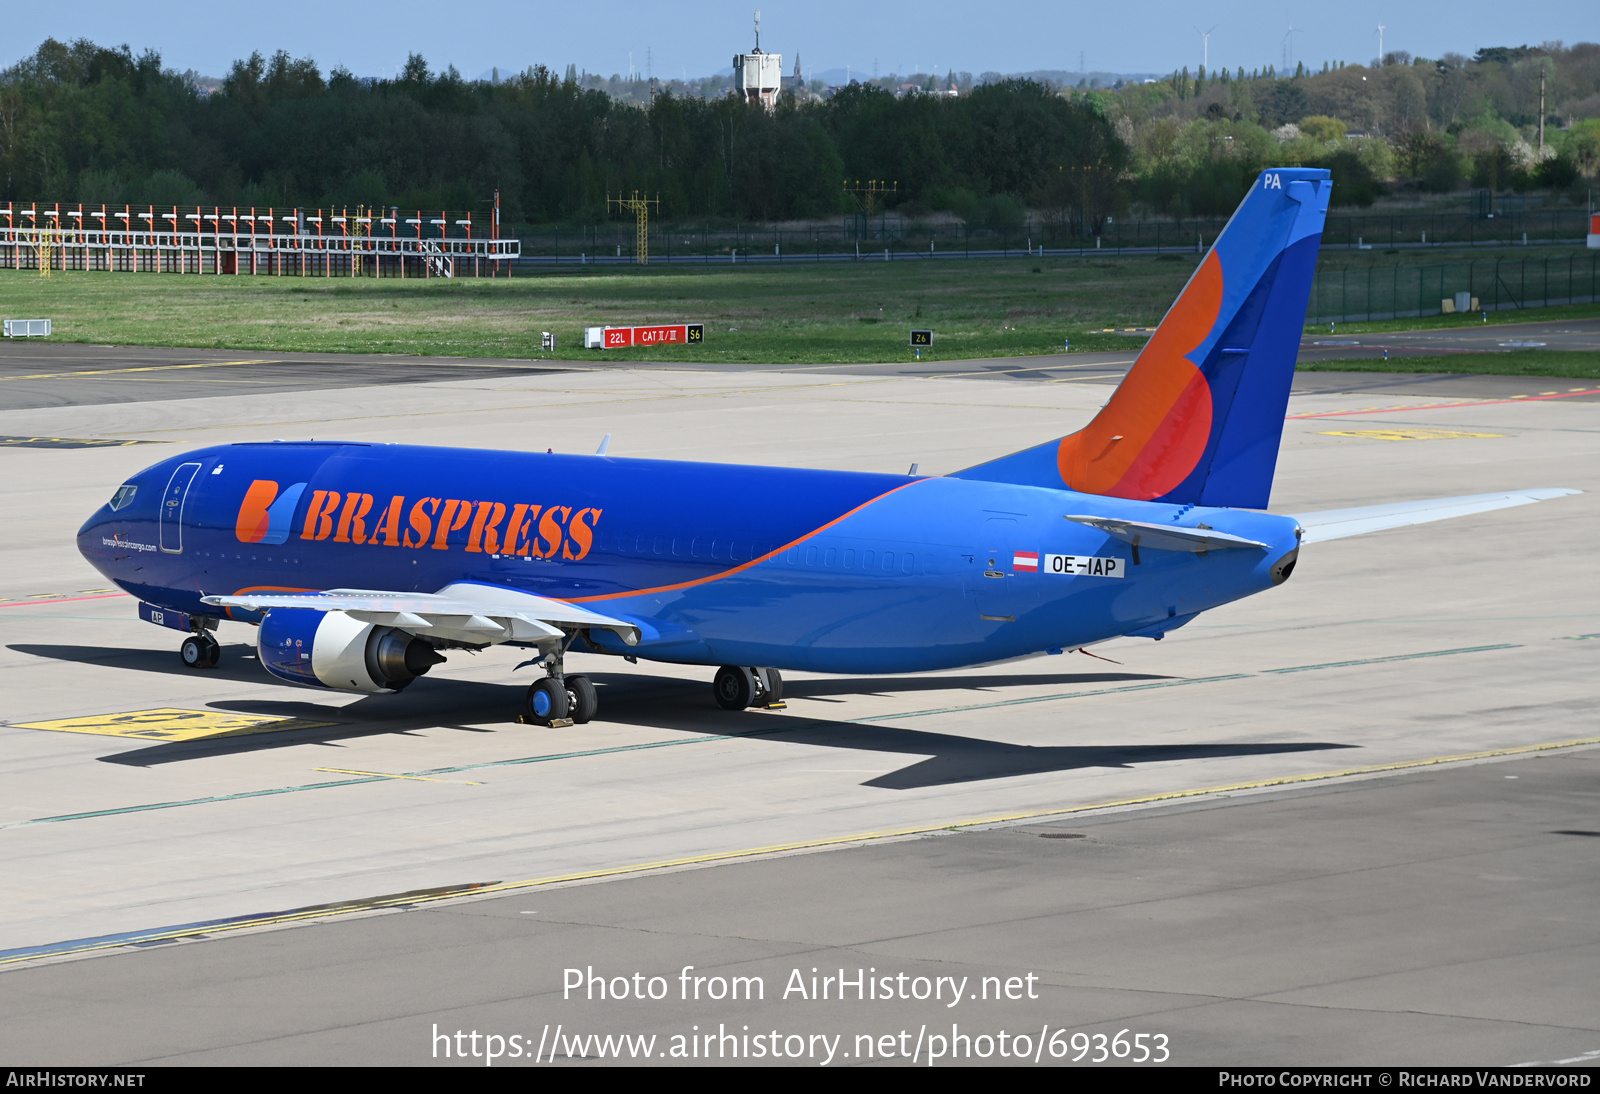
[824,548,837,568]
[883,551,896,572]
[843,549,856,569]
[805,546,818,567]
[862,549,875,570]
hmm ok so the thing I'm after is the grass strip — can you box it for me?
[1298,349,1600,379]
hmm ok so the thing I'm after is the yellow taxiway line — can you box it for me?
[7,731,1596,965]
[0,359,268,382]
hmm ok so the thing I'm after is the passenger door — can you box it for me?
[158,462,202,554]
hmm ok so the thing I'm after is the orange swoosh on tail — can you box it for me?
[1058,249,1224,499]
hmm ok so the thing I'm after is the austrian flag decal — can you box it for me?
[1013,551,1039,572]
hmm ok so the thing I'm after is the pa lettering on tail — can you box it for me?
[955,167,1332,510]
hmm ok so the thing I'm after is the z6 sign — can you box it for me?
[598,323,704,349]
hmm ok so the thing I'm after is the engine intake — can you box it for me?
[258,608,445,693]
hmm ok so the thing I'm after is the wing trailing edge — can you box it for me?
[202,581,642,648]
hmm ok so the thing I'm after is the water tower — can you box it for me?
[733,10,782,112]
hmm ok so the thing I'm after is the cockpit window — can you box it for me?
[108,484,137,511]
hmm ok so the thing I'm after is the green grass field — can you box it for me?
[1,248,1596,374]
[1312,300,1600,336]
[0,259,1189,363]
[1298,350,1600,379]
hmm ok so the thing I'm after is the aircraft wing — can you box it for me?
[201,581,641,648]
[1290,488,1580,544]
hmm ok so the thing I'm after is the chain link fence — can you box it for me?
[1308,252,1600,323]
[511,208,1592,264]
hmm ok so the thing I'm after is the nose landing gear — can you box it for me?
[713,665,785,710]
[179,632,220,669]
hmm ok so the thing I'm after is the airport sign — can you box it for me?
[591,323,705,349]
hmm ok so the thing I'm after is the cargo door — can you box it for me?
[974,515,1022,621]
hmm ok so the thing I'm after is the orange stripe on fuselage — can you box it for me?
[567,479,926,604]
[1057,249,1223,500]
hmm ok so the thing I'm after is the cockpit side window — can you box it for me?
[109,484,137,511]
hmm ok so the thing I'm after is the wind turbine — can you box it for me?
[1282,25,1298,72]
[1376,23,1387,65]
[1194,25,1218,72]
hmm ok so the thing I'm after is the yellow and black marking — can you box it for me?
[11,708,336,742]
[1317,428,1505,442]
[0,436,159,449]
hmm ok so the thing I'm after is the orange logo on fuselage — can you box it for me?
[287,489,602,559]
[234,482,602,558]
[235,480,307,545]
[236,480,280,543]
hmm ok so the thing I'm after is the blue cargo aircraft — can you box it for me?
[77,169,1576,726]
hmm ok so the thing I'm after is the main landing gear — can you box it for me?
[713,665,785,711]
[521,647,598,727]
[524,675,597,727]
[179,631,220,669]
[519,650,786,727]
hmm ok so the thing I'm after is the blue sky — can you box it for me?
[7,1,1592,82]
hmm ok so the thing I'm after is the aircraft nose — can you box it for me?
[77,481,139,573]
[77,503,112,565]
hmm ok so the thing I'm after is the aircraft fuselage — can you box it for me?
[78,441,1301,675]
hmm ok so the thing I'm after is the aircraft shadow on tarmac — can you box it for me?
[9,648,1356,788]
[11,642,280,683]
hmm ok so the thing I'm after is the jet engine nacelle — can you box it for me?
[258,607,445,693]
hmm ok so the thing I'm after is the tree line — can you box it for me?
[1,37,1595,231]
[1111,42,1600,215]
[0,40,1122,228]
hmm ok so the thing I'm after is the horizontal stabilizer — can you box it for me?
[1290,488,1580,543]
[1064,515,1269,552]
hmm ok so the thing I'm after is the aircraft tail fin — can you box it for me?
[953,168,1331,509]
